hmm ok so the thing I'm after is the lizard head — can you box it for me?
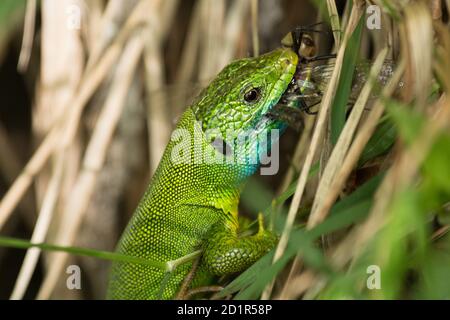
[192,47,298,175]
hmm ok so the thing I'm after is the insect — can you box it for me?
[277,23,337,119]
[281,22,336,63]
[267,23,335,130]
[272,24,398,130]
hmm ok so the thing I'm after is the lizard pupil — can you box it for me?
[244,88,261,103]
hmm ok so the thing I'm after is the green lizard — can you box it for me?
[107,47,298,299]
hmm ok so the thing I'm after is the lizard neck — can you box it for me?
[150,108,256,216]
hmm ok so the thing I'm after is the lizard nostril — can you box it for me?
[279,49,298,68]
[281,57,293,68]
[280,49,298,67]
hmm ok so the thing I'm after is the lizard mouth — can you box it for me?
[265,63,305,131]
[281,64,302,99]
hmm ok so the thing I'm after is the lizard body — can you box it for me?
[107,47,298,299]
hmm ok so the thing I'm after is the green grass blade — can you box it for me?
[359,117,397,165]
[331,16,364,144]
[0,236,166,269]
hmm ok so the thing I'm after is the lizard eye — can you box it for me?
[243,87,261,103]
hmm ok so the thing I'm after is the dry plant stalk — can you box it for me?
[17,0,37,72]
[199,0,226,81]
[34,0,85,281]
[144,0,179,174]
[251,0,259,57]
[10,155,64,299]
[405,3,433,108]
[326,0,341,46]
[275,269,316,300]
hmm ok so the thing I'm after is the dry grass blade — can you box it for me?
[275,269,316,300]
[17,0,36,72]
[35,0,84,139]
[326,0,341,46]
[199,0,226,80]
[10,156,64,300]
[144,0,178,174]
[434,24,450,93]
[251,0,259,57]
[404,3,433,108]
[172,1,204,113]
[33,1,84,279]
